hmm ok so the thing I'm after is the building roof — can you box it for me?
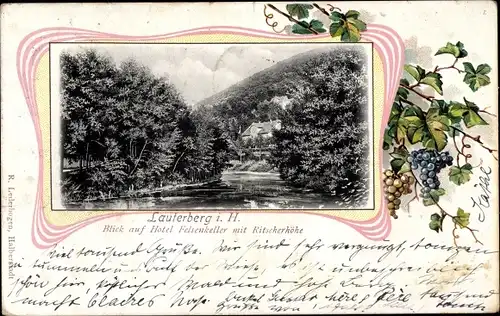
[241,120,281,137]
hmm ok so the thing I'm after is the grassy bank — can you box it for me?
[227,159,276,173]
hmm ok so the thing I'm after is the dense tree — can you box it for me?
[269,48,370,200]
[60,49,231,202]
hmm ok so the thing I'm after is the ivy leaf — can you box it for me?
[404,65,426,82]
[447,122,461,137]
[463,98,488,127]
[421,72,444,95]
[383,127,393,150]
[389,145,409,160]
[387,102,405,144]
[429,213,443,232]
[309,19,327,33]
[435,41,468,58]
[423,188,446,206]
[463,62,491,92]
[448,98,488,128]
[455,41,468,58]
[389,146,411,173]
[286,4,314,20]
[449,163,473,185]
[292,19,327,34]
[404,105,450,150]
[404,106,426,144]
[341,23,361,42]
[329,10,366,42]
[432,99,461,124]
[454,208,470,228]
[329,11,345,37]
[345,10,361,19]
[422,107,450,151]
[395,87,410,102]
[345,10,367,31]
[431,99,449,114]
[390,158,411,174]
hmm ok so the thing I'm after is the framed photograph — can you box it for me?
[50,42,374,210]
[1,2,498,315]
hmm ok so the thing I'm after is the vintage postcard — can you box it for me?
[1,1,498,315]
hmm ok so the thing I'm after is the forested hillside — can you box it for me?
[198,46,370,203]
[60,49,231,202]
[61,45,370,206]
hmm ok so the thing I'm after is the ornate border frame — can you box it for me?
[16,25,404,248]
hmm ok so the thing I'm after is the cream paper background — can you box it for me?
[1,2,499,315]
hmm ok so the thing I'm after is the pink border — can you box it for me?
[16,25,404,249]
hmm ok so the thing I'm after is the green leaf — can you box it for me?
[292,20,326,34]
[383,128,393,150]
[429,213,443,232]
[431,99,449,113]
[454,208,470,228]
[435,41,468,58]
[329,11,366,42]
[407,126,425,144]
[388,102,403,125]
[345,10,360,19]
[449,163,473,185]
[423,107,450,151]
[448,98,488,128]
[389,145,409,160]
[403,106,425,120]
[421,72,444,95]
[433,100,462,124]
[286,4,314,20]
[449,101,469,118]
[329,12,345,37]
[341,22,361,42]
[395,118,409,144]
[464,109,488,128]
[395,87,410,102]
[347,17,367,32]
[463,62,475,74]
[309,19,327,33]
[463,62,491,92]
[404,65,426,82]
[423,188,446,206]
[403,106,425,144]
[390,158,405,174]
[447,122,462,137]
[400,78,410,86]
[455,41,468,58]
[476,64,492,75]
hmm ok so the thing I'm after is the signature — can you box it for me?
[470,166,492,222]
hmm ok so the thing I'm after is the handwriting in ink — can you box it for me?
[471,166,492,222]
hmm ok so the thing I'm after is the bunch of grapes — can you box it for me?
[407,149,453,199]
[382,169,415,219]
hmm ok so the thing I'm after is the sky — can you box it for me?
[56,43,342,105]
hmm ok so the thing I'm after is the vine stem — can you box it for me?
[401,58,467,102]
[263,5,287,33]
[313,3,330,16]
[399,83,434,101]
[266,4,319,34]
[479,109,497,117]
[433,58,465,74]
[327,4,342,12]
[450,126,498,160]
[451,128,471,167]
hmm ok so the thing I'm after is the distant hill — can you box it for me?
[193,45,368,140]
